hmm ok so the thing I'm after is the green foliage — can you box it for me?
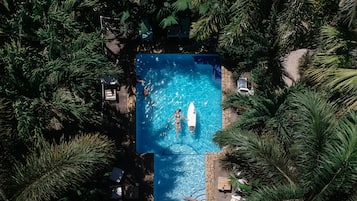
[156,2,173,21]
[172,0,191,11]
[304,25,357,111]
[248,185,303,201]
[190,2,228,41]
[10,134,115,201]
[159,14,179,28]
[0,2,121,199]
[338,0,357,28]
[0,98,17,191]
[216,89,357,200]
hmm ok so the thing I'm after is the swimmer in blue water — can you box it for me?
[182,195,198,201]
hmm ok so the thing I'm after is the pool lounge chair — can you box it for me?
[236,77,254,95]
[110,167,124,183]
[231,194,244,201]
[217,176,231,192]
[111,185,123,200]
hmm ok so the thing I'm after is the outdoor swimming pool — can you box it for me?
[136,54,222,201]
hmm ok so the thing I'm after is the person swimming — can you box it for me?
[174,109,182,137]
[182,195,198,201]
[143,86,149,96]
[169,109,186,137]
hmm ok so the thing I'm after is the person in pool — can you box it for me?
[182,195,198,201]
[142,86,149,96]
[169,109,187,137]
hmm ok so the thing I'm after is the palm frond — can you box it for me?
[172,0,190,11]
[190,3,228,40]
[221,91,251,111]
[159,14,178,29]
[325,68,357,92]
[11,134,115,201]
[0,98,16,190]
[156,2,172,20]
[309,112,357,200]
[13,98,41,142]
[0,98,14,134]
[289,90,338,187]
[305,67,357,111]
[214,129,296,184]
[346,190,357,201]
[306,25,350,70]
[120,10,130,24]
[51,91,102,128]
[338,0,357,28]
[276,0,312,51]
[248,184,303,201]
[319,25,347,54]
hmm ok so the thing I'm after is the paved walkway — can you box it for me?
[205,65,237,201]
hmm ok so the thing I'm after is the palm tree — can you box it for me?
[190,0,229,41]
[214,90,357,200]
[4,134,115,201]
[0,98,18,201]
[0,98,117,201]
[0,0,123,141]
[0,1,122,200]
[303,23,357,111]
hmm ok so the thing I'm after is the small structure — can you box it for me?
[101,76,120,102]
[110,167,124,200]
[231,194,244,201]
[236,77,254,95]
[111,185,123,200]
[217,176,231,192]
[101,76,120,117]
[109,167,125,183]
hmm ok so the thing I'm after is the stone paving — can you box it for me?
[205,65,238,201]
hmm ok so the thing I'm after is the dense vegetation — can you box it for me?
[203,0,357,200]
[0,0,356,201]
[0,0,122,200]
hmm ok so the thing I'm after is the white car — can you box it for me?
[237,77,254,95]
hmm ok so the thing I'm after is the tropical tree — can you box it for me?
[0,0,122,200]
[0,0,123,141]
[214,90,357,200]
[2,133,115,201]
[303,19,357,111]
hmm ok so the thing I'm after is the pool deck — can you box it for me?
[114,63,237,201]
[205,66,238,201]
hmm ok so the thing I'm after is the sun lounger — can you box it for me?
[230,195,242,201]
[111,185,123,199]
[217,176,231,192]
[110,167,124,183]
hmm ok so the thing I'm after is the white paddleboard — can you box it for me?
[187,102,196,133]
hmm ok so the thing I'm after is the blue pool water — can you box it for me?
[136,54,222,201]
